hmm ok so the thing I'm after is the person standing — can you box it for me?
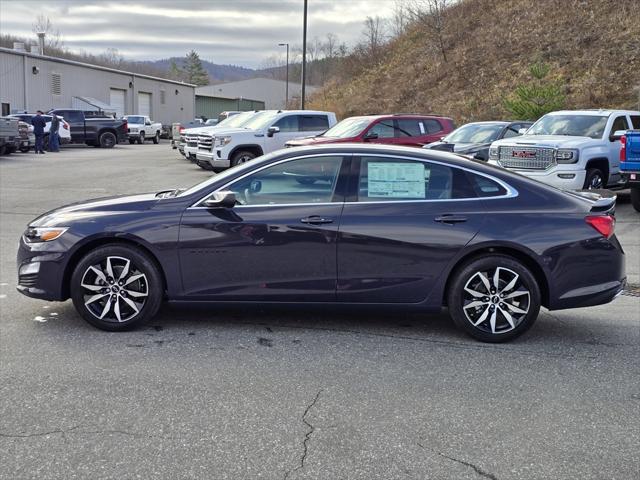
[49,113,60,152]
[31,110,47,154]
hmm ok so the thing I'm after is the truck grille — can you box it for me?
[185,134,199,148]
[497,146,556,170]
[198,135,213,152]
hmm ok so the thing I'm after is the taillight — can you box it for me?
[620,135,626,162]
[586,215,615,239]
[179,126,185,133]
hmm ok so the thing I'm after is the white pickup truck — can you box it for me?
[196,110,337,170]
[488,109,640,190]
[124,115,162,144]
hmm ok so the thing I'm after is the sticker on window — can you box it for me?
[367,162,426,198]
[419,122,425,134]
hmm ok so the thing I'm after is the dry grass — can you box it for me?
[309,0,640,122]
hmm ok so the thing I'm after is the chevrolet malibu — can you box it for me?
[17,144,625,342]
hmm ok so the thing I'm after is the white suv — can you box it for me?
[196,110,337,170]
[489,109,640,190]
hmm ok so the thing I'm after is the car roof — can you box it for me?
[546,109,640,117]
[259,109,334,115]
[345,114,453,121]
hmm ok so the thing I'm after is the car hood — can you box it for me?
[492,135,597,149]
[30,193,161,227]
[425,141,491,153]
[184,127,207,134]
[287,136,349,146]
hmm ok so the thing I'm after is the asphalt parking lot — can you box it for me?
[1,143,638,480]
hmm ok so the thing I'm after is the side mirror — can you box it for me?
[518,128,528,135]
[610,129,627,142]
[363,131,379,140]
[145,121,152,126]
[267,126,280,137]
[203,191,237,209]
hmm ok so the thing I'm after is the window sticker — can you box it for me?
[419,122,425,134]
[367,162,426,198]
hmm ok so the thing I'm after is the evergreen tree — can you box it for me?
[168,59,184,81]
[504,62,565,121]
[183,50,209,86]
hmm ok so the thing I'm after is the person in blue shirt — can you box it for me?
[31,111,47,154]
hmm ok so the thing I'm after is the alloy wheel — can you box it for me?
[588,174,603,189]
[462,267,530,335]
[80,256,148,323]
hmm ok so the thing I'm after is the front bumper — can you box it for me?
[16,238,68,301]
[490,161,586,190]
[196,151,230,169]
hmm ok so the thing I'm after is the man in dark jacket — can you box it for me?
[49,113,60,152]
[31,110,47,154]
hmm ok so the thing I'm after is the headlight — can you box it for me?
[489,146,499,161]
[555,149,579,164]
[216,136,232,147]
[23,226,68,243]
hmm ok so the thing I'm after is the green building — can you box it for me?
[195,93,264,120]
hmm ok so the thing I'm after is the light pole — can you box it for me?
[278,43,289,108]
[301,0,308,109]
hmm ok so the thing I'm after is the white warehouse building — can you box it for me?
[0,47,196,125]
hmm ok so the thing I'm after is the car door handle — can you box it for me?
[300,216,334,225]
[434,214,468,224]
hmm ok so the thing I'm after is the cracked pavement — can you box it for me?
[1,144,639,479]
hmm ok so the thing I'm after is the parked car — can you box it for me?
[0,116,19,155]
[17,121,34,152]
[424,121,533,161]
[9,113,71,148]
[171,120,205,149]
[204,119,218,126]
[16,144,625,342]
[285,114,456,149]
[196,110,337,170]
[620,130,640,212]
[48,109,128,148]
[488,109,640,190]
[123,115,162,144]
[218,111,241,122]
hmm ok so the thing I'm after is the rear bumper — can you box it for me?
[621,171,640,186]
[551,278,626,310]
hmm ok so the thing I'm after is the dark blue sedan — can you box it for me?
[17,144,625,342]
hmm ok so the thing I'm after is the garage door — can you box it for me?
[138,92,152,117]
[109,89,126,118]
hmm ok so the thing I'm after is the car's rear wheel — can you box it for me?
[70,245,163,331]
[231,150,256,167]
[447,255,541,342]
[99,132,117,148]
[138,131,145,144]
[584,168,605,190]
[152,131,160,144]
[129,138,135,145]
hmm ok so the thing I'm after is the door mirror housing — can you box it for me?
[203,191,237,209]
[145,121,152,126]
[363,131,378,140]
[610,129,627,142]
[267,126,280,137]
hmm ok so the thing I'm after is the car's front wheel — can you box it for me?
[584,168,605,190]
[231,150,256,167]
[138,131,145,144]
[152,131,160,144]
[70,245,163,331]
[447,255,541,342]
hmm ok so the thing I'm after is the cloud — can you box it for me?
[0,0,395,67]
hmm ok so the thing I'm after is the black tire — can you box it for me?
[138,131,145,144]
[231,150,256,167]
[70,244,163,331]
[152,131,160,144]
[99,132,117,148]
[129,138,136,145]
[631,187,640,213]
[584,168,605,190]
[19,146,30,153]
[447,255,541,342]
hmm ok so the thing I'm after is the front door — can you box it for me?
[178,155,347,301]
[337,155,487,303]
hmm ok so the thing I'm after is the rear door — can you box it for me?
[59,110,85,142]
[608,115,630,183]
[395,118,431,147]
[337,154,487,303]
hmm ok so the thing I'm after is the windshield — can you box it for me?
[527,114,608,139]
[241,111,280,131]
[444,123,504,144]
[126,116,145,124]
[322,117,372,138]
[215,110,260,129]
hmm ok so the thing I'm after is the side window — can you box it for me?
[630,115,640,129]
[610,115,629,134]
[368,120,395,138]
[273,115,299,132]
[502,125,520,138]
[65,111,83,123]
[358,157,476,201]
[395,119,423,137]
[301,115,329,132]
[423,119,443,134]
[466,173,508,198]
[225,156,343,206]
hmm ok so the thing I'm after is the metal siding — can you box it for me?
[0,51,26,111]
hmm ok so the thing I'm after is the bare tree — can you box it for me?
[32,14,63,49]
[322,33,338,59]
[407,0,450,62]
[390,0,411,38]
[99,48,124,68]
[362,16,386,57]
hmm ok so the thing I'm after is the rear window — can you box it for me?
[630,115,640,129]
[301,115,329,131]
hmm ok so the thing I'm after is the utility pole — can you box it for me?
[278,43,289,108]
[301,0,308,109]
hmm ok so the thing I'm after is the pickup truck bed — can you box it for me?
[621,130,640,211]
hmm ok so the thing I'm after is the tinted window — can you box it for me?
[395,119,423,137]
[467,173,507,197]
[502,125,520,138]
[273,115,299,132]
[301,115,329,131]
[226,156,343,205]
[424,119,443,134]
[610,115,629,134]
[368,120,395,138]
[358,157,476,201]
[630,115,640,129]
[62,111,84,123]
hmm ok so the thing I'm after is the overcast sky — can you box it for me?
[0,0,396,68]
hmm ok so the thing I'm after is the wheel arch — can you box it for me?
[229,144,264,160]
[585,157,610,183]
[61,235,168,300]
[441,244,550,308]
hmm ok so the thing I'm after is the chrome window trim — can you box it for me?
[188,152,518,209]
